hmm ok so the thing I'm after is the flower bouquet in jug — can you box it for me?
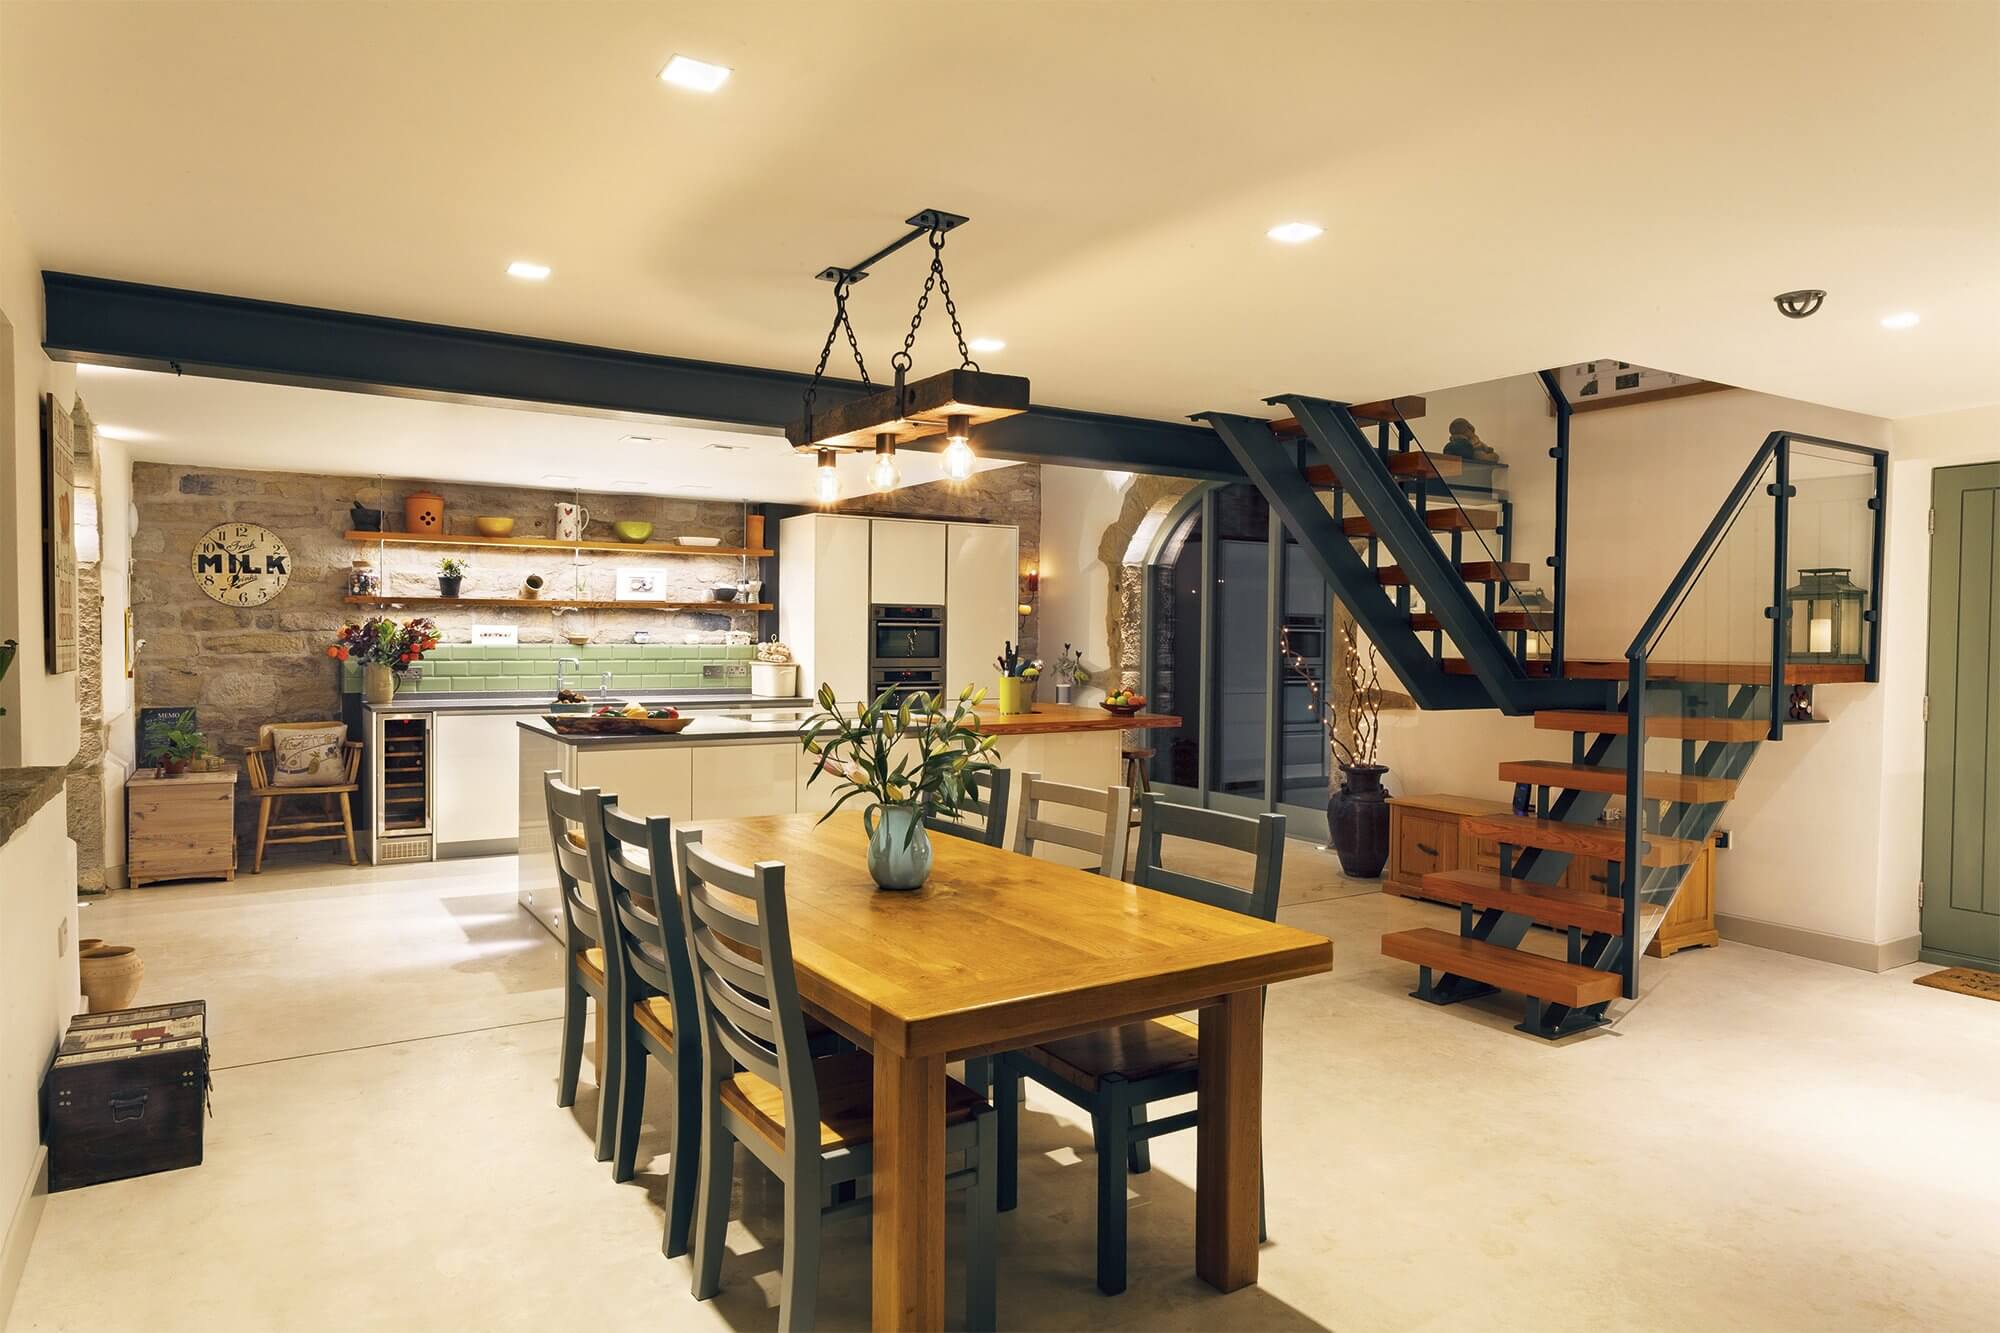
[328,616,440,704]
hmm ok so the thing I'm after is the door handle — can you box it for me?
[108,1092,150,1123]
[1416,842,1439,857]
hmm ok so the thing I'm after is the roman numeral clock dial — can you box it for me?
[190,522,292,607]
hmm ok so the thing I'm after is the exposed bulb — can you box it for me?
[869,434,901,491]
[815,449,841,505]
[942,414,975,482]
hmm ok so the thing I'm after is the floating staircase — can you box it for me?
[1197,385,1886,1040]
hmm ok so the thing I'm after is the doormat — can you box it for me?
[1913,967,2000,1003]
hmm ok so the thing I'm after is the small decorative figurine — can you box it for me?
[1788,683,1815,722]
[1511,782,1532,818]
[1442,417,1502,464]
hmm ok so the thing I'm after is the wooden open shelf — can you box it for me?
[344,530,773,558]
[343,595,770,611]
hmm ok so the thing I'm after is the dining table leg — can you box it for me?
[1196,988,1262,1291]
[873,1046,947,1331]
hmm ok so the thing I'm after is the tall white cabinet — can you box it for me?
[779,513,871,705]
[946,522,1019,699]
[869,520,947,604]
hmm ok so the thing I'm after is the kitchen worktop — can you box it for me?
[366,691,806,715]
[967,702,1180,735]
[517,707,812,749]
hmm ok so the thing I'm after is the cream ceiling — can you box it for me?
[4,1,1997,428]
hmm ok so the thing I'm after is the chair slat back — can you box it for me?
[1132,794,1285,921]
[675,829,819,1140]
[1013,773,1132,880]
[541,771,604,942]
[600,803,697,1026]
[924,767,1012,847]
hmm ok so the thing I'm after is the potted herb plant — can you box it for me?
[155,710,207,778]
[328,617,440,704]
[800,683,1000,890]
[1053,643,1088,705]
[437,557,467,597]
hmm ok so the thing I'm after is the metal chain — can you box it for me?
[802,279,871,419]
[892,228,979,376]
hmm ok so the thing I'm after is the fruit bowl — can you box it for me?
[612,520,655,543]
[1100,701,1143,717]
[474,516,515,537]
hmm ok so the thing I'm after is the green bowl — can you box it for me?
[612,520,655,544]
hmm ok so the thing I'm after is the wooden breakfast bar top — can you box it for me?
[685,812,1331,1330]
[966,701,1179,736]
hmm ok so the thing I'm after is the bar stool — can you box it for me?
[1120,746,1154,828]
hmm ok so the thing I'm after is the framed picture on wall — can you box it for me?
[41,394,78,674]
[614,568,663,602]
[1551,361,1730,414]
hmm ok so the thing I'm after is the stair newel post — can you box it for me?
[1622,657,1646,1000]
[1537,369,1571,677]
[1768,438,1792,743]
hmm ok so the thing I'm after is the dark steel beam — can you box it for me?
[41,271,1242,480]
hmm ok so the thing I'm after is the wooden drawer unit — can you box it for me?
[1384,794,1511,900]
[127,766,239,888]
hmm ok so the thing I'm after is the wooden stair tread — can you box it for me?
[1303,453,1462,487]
[1498,759,1738,803]
[1420,869,1625,935]
[1411,610,1538,633]
[1376,561,1528,586]
[1532,710,1766,742]
[1342,507,1500,538]
[1459,813,1705,868]
[1438,659,1864,685]
[1270,395,1426,432]
[1380,928,1623,1007]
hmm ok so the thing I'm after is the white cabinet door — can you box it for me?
[870,520,948,605]
[577,744,693,823]
[434,712,523,846]
[691,743,800,820]
[946,523,1019,700]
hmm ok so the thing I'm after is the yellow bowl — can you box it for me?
[475,516,515,537]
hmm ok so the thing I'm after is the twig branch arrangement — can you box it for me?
[1280,619,1383,773]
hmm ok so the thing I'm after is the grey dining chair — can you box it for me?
[925,766,1013,848]
[676,828,1000,1332]
[545,770,619,1162]
[1011,772,1132,881]
[584,799,705,1258]
[995,794,1284,1296]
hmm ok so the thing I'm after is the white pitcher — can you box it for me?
[554,502,590,541]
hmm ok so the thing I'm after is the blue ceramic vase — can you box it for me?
[864,802,933,891]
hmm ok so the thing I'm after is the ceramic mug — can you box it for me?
[554,503,590,541]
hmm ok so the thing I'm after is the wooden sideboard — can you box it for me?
[127,766,238,888]
[1384,791,1720,958]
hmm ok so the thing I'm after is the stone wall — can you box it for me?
[131,463,764,769]
[833,463,1042,658]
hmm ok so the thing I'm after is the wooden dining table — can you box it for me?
[687,811,1333,1331]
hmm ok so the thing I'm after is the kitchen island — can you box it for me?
[515,701,1178,936]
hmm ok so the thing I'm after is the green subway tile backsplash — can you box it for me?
[388,643,751,696]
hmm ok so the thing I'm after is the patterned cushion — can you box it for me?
[272,724,347,787]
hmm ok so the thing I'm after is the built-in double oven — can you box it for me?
[868,603,945,704]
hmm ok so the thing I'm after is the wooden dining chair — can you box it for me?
[1012,772,1132,881]
[544,771,620,1163]
[577,799,706,1260]
[995,794,1284,1296]
[676,828,999,1332]
[925,767,1013,848]
[243,721,362,872]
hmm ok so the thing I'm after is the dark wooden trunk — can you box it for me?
[45,1001,208,1192]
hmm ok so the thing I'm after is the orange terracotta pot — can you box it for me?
[404,490,445,533]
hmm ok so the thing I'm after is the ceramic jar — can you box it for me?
[404,490,445,533]
[79,944,144,1013]
[1328,763,1392,878]
[864,803,933,890]
[363,662,396,704]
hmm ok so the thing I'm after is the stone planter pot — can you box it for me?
[1327,763,1392,879]
[79,944,144,1013]
[363,662,396,704]
[864,803,933,891]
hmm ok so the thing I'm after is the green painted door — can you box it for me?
[1923,462,2000,969]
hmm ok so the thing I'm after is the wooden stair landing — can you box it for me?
[1460,813,1705,868]
[1376,561,1528,586]
[1420,869,1624,935]
[1533,709,1767,742]
[1498,759,1738,803]
[1380,928,1623,1008]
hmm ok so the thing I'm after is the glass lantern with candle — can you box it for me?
[1785,567,1866,664]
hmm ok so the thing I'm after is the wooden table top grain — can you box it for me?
[684,811,1332,1057]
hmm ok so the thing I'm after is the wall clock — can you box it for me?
[191,522,292,607]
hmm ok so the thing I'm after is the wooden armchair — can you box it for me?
[243,721,363,872]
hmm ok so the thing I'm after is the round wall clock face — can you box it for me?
[191,522,292,607]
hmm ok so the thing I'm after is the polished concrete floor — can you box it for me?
[11,838,1998,1332]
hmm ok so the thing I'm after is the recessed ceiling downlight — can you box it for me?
[507,260,551,281]
[660,54,731,92]
[1266,222,1323,245]
[1880,311,1920,330]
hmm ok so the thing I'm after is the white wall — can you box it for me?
[1036,465,1134,705]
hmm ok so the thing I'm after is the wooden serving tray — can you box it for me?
[542,714,693,736]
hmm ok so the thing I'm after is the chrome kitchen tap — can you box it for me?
[555,656,582,696]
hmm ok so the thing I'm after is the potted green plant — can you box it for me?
[437,557,468,597]
[800,683,999,890]
[156,710,208,778]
